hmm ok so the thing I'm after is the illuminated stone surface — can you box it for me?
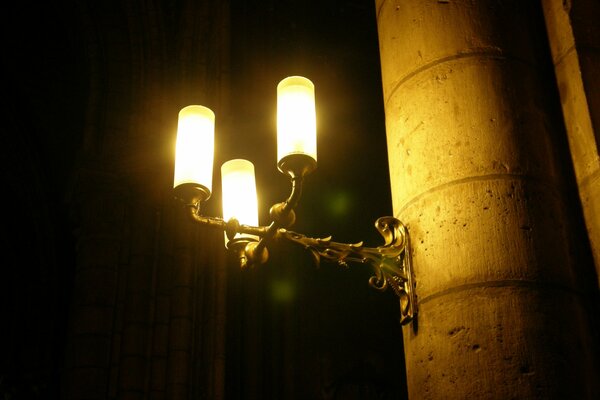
[376,0,599,398]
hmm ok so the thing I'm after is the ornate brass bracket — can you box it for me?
[183,202,416,325]
[275,217,416,324]
[178,154,417,325]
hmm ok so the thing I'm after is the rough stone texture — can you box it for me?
[405,286,596,399]
[542,0,600,284]
[404,178,576,302]
[376,0,599,398]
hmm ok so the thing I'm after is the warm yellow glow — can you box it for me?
[173,105,215,192]
[222,159,259,241]
[277,76,317,164]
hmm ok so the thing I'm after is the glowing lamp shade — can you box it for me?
[222,159,259,240]
[277,76,317,166]
[173,105,215,197]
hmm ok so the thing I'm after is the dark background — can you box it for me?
[1,0,406,398]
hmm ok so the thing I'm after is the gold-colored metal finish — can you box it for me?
[174,182,211,205]
[175,107,416,324]
[277,153,317,178]
[180,174,417,324]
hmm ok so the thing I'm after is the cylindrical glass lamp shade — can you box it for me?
[277,76,317,174]
[222,159,259,242]
[173,105,215,201]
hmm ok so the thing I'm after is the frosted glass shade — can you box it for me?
[277,76,317,166]
[222,159,259,241]
[173,105,215,195]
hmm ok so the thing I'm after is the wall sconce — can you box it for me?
[173,76,416,324]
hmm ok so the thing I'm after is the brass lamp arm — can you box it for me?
[186,204,269,237]
[184,173,306,260]
[274,217,416,325]
[252,175,305,262]
[185,201,416,324]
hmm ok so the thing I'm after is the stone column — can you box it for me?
[375,1,599,398]
[542,0,600,285]
[63,170,126,400]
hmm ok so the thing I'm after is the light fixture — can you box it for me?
[173,76,417,324]
[173,105,215,204]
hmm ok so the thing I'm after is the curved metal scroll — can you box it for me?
[276,216,416,325]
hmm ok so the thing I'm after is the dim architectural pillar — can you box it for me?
[375,1,599,399]
[541,0,600,285]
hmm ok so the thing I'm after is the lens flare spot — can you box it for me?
[270,279,295,302]
[328,192,352,217]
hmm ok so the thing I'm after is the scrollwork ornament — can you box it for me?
[276,217,416,324]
